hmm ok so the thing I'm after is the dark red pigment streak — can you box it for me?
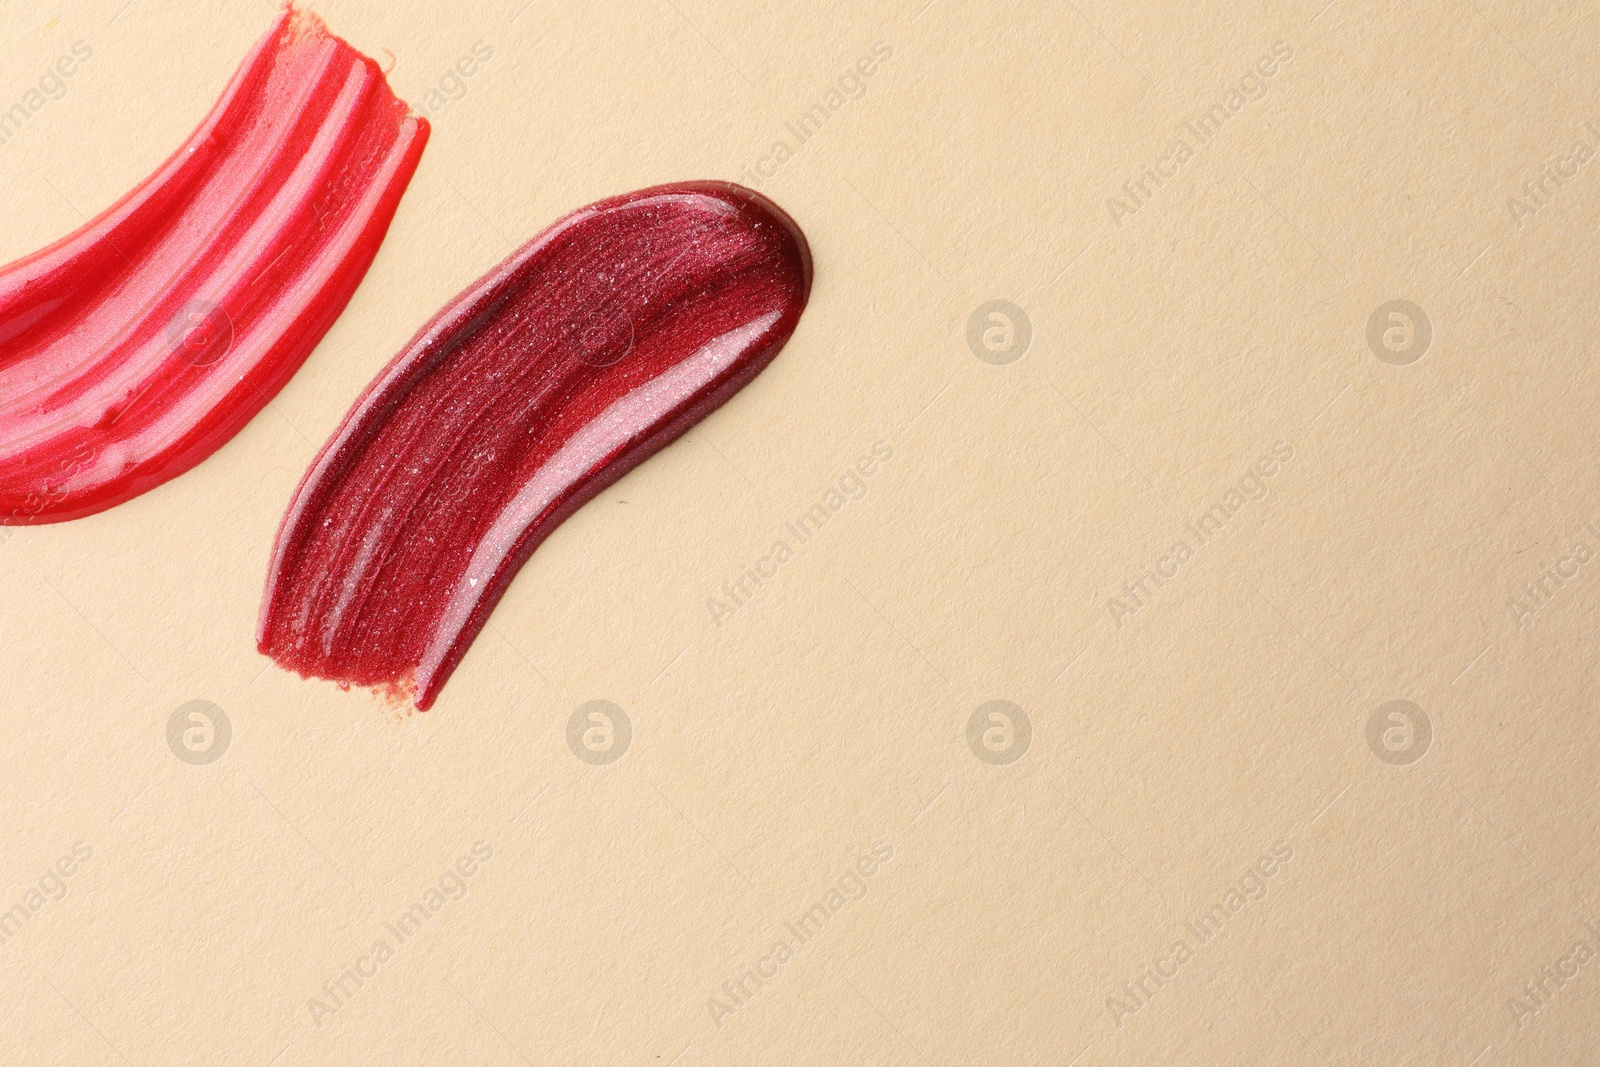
[0,9,428,523]
[258,182,811,709]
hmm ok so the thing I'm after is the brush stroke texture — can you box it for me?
[259,182,811,709]
[0,9,428,523]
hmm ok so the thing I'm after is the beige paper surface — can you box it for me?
[2,0,1598,1062]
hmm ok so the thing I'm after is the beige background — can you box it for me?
[2,0,1598,1062]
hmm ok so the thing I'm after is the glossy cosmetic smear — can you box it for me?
[260,182,811,709]
[0,9,428,523]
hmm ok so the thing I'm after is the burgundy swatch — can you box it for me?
[259,181,811,708]
[0,9,428,523]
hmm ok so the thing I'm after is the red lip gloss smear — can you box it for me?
[0,9,428,523]
[259,181,811,709]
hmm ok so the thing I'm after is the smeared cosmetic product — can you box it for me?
[0,8,428,523]
[259,181,811,709]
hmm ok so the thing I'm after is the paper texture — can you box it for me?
[1,0,1597,1063]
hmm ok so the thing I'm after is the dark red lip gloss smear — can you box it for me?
[259,181,811,709]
